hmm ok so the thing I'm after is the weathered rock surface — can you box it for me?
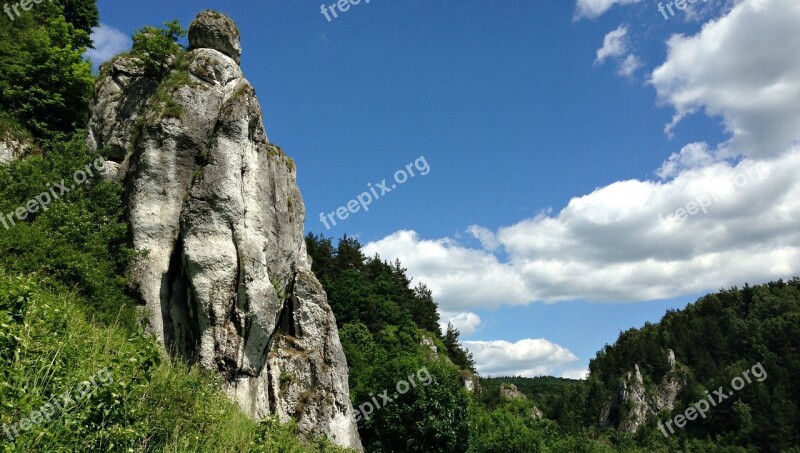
[86,10,361,450]
[0,134,32,164]
[600,349,685,433]
[420,335,438,355]
[497,383,543,420]
[461,370,480,394]
[188,10,242,64]
[499,383,527,400]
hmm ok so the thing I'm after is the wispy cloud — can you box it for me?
[84,23,131,70]
[595,25,630,65]
[575,0,642,20]
[595,25,643,79]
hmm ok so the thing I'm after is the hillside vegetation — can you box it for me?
[583,279,800,451]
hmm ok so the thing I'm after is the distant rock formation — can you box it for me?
[499,383,527,400]
[600,349,684,433]
[498,383,543,420]
[461,370,480,394]
[86,10,362,450]
[421,335,439,355]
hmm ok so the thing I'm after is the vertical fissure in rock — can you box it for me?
[164,235,198,359]
[277,270,298,337]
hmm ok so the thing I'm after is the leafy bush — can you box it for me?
[0,4,94,140]
[131,20,187,77]
[0,133,137,326]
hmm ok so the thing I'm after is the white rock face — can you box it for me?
[462,372,478,393]
[499,383,526,400]
[617,365,649,433]
[86,10,362,451]
[0,136,32,164]
[600,349,685,434]
[421,335,438,354]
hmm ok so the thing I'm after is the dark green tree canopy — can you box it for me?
[0,0,96,140]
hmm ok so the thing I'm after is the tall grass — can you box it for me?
[0,271,350,452]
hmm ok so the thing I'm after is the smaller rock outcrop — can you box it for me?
[615,365,650,433]
[499,383,526,400]
[600,349,685,433]
[461,370,480,394]
[497,383,544,421]
[420,335,438,355]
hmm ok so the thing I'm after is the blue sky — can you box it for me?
[91,0,800,379]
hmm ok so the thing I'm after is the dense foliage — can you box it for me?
[306,234,444,337]
[306,234,474,452]
[130,19,187,76]
[0,0,95,140]
[309,231,800,452]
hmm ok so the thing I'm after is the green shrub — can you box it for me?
[0,5,94,140]
[131,20,187,77]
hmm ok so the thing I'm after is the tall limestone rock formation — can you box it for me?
[86,10,362,450]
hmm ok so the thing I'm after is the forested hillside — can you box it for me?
[583,279,800,451]
[306,235,650,452]
[468,281,800,452]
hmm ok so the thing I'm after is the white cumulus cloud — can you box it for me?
[561,368,590,380]
[365,150,800,311]
[463,339,581,377]
[364,231,531,311]
[650,0,800,157]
